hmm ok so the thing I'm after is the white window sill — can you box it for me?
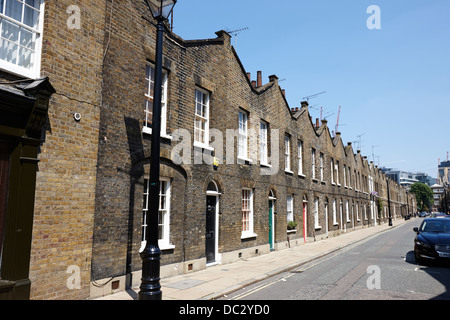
[0,60,39,79]
[315,226,322,230]
[260,162,272,168]
[237,156,253,164]
[139,241,175,253]
[193,141,214,151]
[241,232,257,239]
[287,229,297,234]
[142,126,173,140]
[298,173,305,178]
[285,169,294,174]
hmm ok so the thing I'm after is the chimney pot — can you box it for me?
[251,80,256,88]
[246,72,251,81]
[316,118,320,128]
[282,89,286,97]
[269,75,278,82]
[257,71,262,87]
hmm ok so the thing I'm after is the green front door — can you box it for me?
[269,200,274,251]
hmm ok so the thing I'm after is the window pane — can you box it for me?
[18,46,32,68]
[23,4,39,28]
[0,0,4,14]
[0,38,18,64]
[20,27,34,48]
[25,0,39,9]
[5,0,22,23]
[2,19,19,42]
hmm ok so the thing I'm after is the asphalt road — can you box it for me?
[222,219,450,300]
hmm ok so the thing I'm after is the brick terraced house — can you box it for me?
[0,1,416,299]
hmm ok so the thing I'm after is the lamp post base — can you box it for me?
[138,246,162,300]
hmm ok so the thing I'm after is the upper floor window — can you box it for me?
[298,140,303,176]
[194,88,210,148]
[0,0,43,78]
[259,120,268,165]
[144,63,169,137]
[331,158,335,184]
[319,153,324,181]
[238,110,248,160]
[285,135,292,173]
[311,148,316,179]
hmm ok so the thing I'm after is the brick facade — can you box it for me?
[0,1,415,300]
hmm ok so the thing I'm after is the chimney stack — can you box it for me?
[251,80,256,88]
[246,72,251,82]
[257,71,262,87]
[316,118,320,128]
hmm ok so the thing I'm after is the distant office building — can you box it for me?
[438,160,450,186]
[381,168,436,189]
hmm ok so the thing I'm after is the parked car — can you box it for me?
[430,212,447,218]
[419,212,428,217]
[414,218,450,264]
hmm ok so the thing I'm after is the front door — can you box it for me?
[205,196,216,263]
[269,200,274,251]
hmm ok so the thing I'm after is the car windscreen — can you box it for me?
[420,220,450,233]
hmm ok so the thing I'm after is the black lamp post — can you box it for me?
[139,0,177,301]
[387,178,392,226]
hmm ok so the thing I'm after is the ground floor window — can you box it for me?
[241,188,254,237]
[142,178,171,249]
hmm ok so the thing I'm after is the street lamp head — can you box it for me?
[145,0,177,20]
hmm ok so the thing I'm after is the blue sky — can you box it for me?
[172,0,450,179]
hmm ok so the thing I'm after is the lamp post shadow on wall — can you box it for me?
[139,0,177,301]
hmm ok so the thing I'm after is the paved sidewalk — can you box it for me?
[95,218,411,300]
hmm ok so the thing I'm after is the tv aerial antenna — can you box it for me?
[303,91,326,102]
[226,27,249,48]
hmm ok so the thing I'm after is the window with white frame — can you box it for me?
[241,188,255,237]
[348,166,352,188]
[0,0,44,78]
[144,63,168,136]
[320,153,324,181]
[142,178,173,250]
[238,110,248,159]
[194,88,210,147]
[356,202,360,221]
[311,148,316,179]
[343,164,347,187]
[331,158,335,184]
[346,200,350,222]
[285,135,291,172]
[298,140,303,176]
[333,198,337,225]
[259,120,268,165]
[335,160,340,185]
[314,197,320,229]
[287,195,294,222]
